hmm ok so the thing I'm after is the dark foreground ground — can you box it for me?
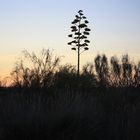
[0,87,140,140]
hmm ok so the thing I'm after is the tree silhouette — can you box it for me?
[94,54,109,87]
[121,54,133,87]
[110,56,121,86]
[11,49,60,88]
[68,10,91,75]
[134,62,140,87]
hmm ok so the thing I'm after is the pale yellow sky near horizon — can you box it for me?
[0,47,139,79]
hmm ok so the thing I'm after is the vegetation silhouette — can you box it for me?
[68,10,91,75]
[10,49,60,89]
[8,49,139,90]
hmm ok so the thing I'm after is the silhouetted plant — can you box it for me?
[110,56,121,86]
[11,49,60,88]
[0,77,2,88]
[134,62,140,87]
[109,54,140,87]
[121,54,133,87]
[11,60,25,87]
[80,63,97,88]
[54,64,77,89]
[94,54,109,87]
[68,10,91,75]
[10,51,140,89]
[82,63,94,75]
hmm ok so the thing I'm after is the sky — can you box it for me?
[0,0,140,78]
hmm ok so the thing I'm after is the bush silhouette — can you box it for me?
[11,49,60,89]
[10,51,140,89]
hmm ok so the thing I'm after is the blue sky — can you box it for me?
[0,0,140,77]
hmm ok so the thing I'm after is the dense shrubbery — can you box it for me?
[8,49,140,89]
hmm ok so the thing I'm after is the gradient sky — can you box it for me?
[0,0,140,78]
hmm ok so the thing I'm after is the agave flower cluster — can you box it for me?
[68,10,91,52]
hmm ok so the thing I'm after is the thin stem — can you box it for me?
[77,13,81,76]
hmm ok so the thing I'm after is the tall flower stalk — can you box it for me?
[68,10,91,75]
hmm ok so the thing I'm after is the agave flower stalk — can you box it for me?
[68,10,91,75]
